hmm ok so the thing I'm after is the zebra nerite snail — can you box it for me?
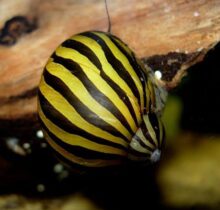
[37,31,166,168]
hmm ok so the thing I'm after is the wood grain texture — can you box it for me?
[0,0,219,120]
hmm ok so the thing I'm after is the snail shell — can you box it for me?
[37,31,165,168]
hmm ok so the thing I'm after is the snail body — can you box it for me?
[37,31,165,168]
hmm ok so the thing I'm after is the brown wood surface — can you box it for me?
[0,0,220,121]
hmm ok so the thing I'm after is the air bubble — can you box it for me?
[36,184,45,192]
[155,70,162,80]
[36,130,44,138]
[53,163,64,173]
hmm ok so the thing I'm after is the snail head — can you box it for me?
[128,112,165,163]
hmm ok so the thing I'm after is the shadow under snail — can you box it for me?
[37,30,167,169]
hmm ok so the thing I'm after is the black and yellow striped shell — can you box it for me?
[37,31,165,168]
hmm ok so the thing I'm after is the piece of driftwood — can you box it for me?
[0,0,220,126]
